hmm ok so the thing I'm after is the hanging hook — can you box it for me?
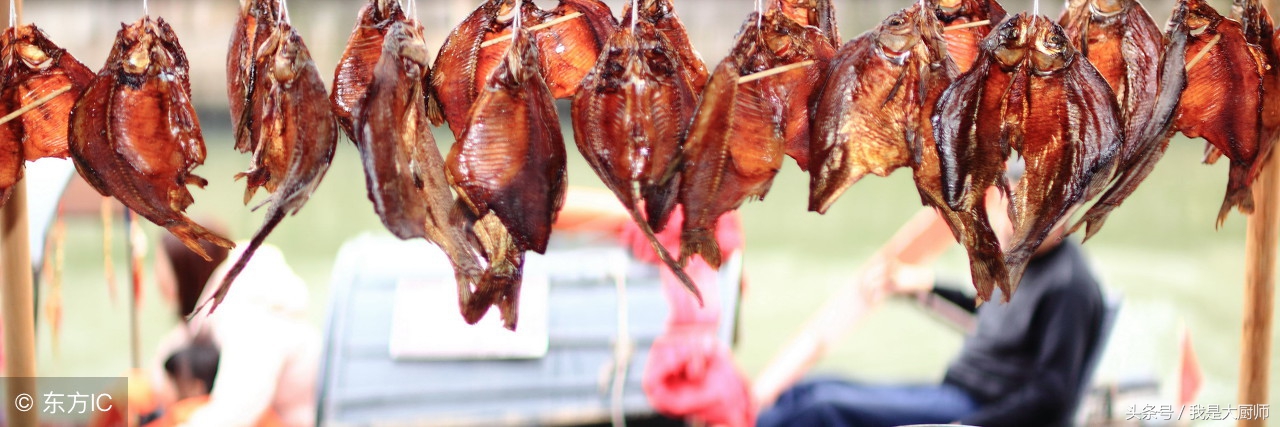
[8,0,14,28]
[629,0,637,32]
[281,0,291,23]
[143,0,148,16]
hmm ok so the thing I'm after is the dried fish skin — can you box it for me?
[620,0,708,91]
[447,29,566,256]
[69,16,232,261]
[213,22,338,309]
[931,0,1006,73]
[0,25,94,161]
[227,0,280,154]
[432,0,616,138]
[1170,0,1266,226]
[332,0,407,142]
[354,20,485,289]
[1233,0,1280,160]
[935,14,1121,297]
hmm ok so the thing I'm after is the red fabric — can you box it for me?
[1178,328,1203,406]
[621,207,754,427]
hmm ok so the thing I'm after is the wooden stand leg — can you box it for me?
[3,180,39,426]
[1239,156,1278,427]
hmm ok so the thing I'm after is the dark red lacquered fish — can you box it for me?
[1234,0,1280,147]
[620,0,708,91]
[69,16,233,261]
[679,11,832,268]
[211,21,338,310]
[447,27,566,329]
[332,0,407,141]
[767,0,839,46]
[571,22,700,299]
[431,0,616,138]
[931,0,1006,73]
[1167,0,1267,226]
[354,20,488,317]
[227,0,281,154]
[1060,0,1183,239]
[934,13,1121,297]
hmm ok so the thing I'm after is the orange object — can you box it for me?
[1178,327,1204,407]
[142,396,283,427]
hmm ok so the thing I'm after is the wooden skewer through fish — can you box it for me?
[0,85,72,126]
[479,12,584,47]
[738,60,816,84]
[943,20,991,31]
[1185,33,1222,71]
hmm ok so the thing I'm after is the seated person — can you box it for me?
[144,338,283,427]
[757,174,1105,427]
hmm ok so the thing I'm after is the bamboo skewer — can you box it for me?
[943,19,990,31]
[1185,34,1220,71]
[479,12,583,48]
[0,85,72,126]
[738,60,815,84]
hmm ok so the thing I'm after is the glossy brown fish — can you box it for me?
[332,0,407,141]
[766,0,840,170]
[1060,0,1183,239]
[354,20,488,315]
[1234,0,1280,147]
[934,13,1121,297]
[768,0,839,47]
[931,0,1006,73]
[679,11,832,268]
[571,22,700,299]
[211,21,338,309]
[431,0,616,138]
[1168,0,1266,226]
[227,0,281,154]
[447,28,566,328]
[69,16,233,261]
[620,0,709,91]
[0,25,94,160]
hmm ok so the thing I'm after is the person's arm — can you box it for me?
[957,288,1095,426]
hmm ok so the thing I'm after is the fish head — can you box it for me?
[374,0,404,19]
[118,17,167,75]
[1089,0,1129,16]
[7,25,59,72]
[1028,18,1075,74]
[982,13,1035,70]
[385,20,431,78]
[876,9,923,58]
[270,25,313,84]
[1177,0,1224,36]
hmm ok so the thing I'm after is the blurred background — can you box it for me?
[13,0,1278,424]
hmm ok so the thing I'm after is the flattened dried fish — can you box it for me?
[1233,0,1280,146]
[69,16,233,261]
[679,11,831,268]
[931,0,1006,72]
[431,0,616,138]
[0,25,94,160]
[227,0,281,153]
[1167,0,1267,225]
[571,22,700,299]
[354,20,488,317]
[934,13,1121,297]
[332,0,407,141]
[621,0,709,90]
[1061,0,1182,238]
[212,21,338,309]
[768,0,839,46]
[447,28,566,328]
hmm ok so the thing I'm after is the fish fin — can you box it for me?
[680,227,723,270]
[201,208,282,313]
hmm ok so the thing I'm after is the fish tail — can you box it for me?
[1003,248,1031,302]
[166,219,235,262]
[1218,161,1256,228]
[680,227,723,270]
[462,247,524,330]
[953,208,1006,303]
[625,202,704,305]
[202,209,283,313]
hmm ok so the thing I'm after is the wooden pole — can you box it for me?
[1239,146,1278,426]
[2,181,38,427]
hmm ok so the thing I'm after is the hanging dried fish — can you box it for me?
[210,20,338,309]
[807,5,1007,300]
[354,20,489,315]
[571,21,700,298]
[1233,0,1280,147]
[1061,0,1186,238]
[934,13,1121,297]
[227,0,281,153]
[0,25,94,160]
[431,0,616,138]
[1166,0,1267,226]
[767,0,839,46]
[332,0,407,141]
[69,16,233,261]
[620,0,708,91]
[447,27,566,329]
[931,0,1006,73]
[679,11,833,268]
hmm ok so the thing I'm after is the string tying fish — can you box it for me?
[8,0,14,28]
[738,60,815,84]
[143,0,147,16]
[944,20,990,31]
[1185,33,1221,71]
[0,85,73,126]
[479,12,582,47]
[630,0,637,32]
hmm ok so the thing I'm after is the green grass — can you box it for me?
[29,116,1278,421]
